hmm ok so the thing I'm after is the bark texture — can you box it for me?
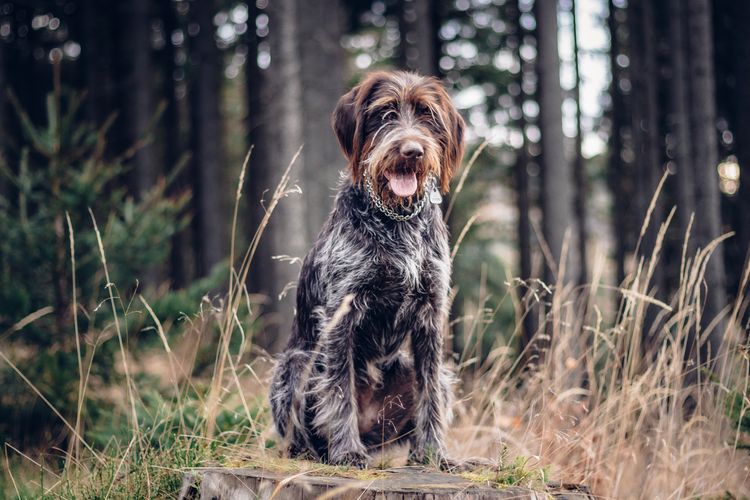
[189,0,225,277]
[668,0,695,247]
[607,0,628,285]
[571,0,588,286]
[734,4,750,265]
[535,0,579,284]
[248,0,309,350]
[178,467,593,500]
[298,0,347,234]
[399,0,439,75]
[686,0,727,358]
[129,0,158,197]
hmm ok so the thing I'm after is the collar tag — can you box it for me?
[429,185,443,204]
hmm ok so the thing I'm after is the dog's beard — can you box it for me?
[362,133,441,208]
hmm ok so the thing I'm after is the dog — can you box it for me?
[269,71,465,468]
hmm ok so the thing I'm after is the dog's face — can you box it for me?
[332,71,465,206]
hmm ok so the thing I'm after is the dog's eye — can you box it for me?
[415,103,430,117]
[381,109,397,122]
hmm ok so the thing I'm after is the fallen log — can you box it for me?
[178,465,593,499]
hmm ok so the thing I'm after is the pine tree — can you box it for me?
[0,75,189,445]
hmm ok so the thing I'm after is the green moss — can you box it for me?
[224,455,389,481]
[459,452,549,491]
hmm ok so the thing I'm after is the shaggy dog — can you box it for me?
[269,71,465,468]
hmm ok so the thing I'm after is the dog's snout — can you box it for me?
[400,141,424,160]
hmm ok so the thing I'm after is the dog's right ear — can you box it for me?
[332,86,358,162]
[332,73,387,182]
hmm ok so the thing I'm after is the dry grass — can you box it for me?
[445,178,750,497]
[448,254,750,497]
[1,148,749,499]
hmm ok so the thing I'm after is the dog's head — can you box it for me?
[332,71,465,207]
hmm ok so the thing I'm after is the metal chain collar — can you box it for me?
[364,171,434,222]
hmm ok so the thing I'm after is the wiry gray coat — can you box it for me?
[269,71,463,468]
[269,179,454,467]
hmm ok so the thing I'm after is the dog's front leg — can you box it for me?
[311,297,369,468]
[409,310,449,467]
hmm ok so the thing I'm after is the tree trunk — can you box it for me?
[534,1,584,387]
[686,0,726,360]
[534,0,579,285]
[399,0,439,75]
[0,29,6,200]
[731,2,750,282]
[626,0,669,356]
[189,0,225,277]
[667,0,695,249]
[607,0,628,286]
[248,0,309,351]
[110,2,132,158]
[161,0,190,287]
[509,0,538,363]
[128,0,158,197]
[628,0,663,291]
[124,0,161,287]
[734,4,750,269]
[297,0,346,235]
[571,0,587,286]
[8,5,47,127]
[245,1,275,347]
[639,0,663,265]
[81,0,115,138]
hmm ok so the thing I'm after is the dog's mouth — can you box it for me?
[384,170,418,197]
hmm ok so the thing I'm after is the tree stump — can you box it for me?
[178,466,593,499]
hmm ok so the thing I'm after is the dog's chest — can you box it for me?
[376,224,427,290]
[365,223,446,354]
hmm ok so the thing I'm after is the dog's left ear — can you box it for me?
[437,89,466,193]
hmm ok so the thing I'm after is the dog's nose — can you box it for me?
[400,141,424,159]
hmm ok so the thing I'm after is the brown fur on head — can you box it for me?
[332,71,465,207]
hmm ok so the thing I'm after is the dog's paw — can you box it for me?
[329,449,369,469]
[407,447,453,470]
[287,444,315,460]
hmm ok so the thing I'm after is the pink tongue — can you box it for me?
[385,172,418,197]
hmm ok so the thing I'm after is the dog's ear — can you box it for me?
[436,87,466,193]
[332,86,358,162]
[332,73,387,182]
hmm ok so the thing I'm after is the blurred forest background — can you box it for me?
[1,0,749,497]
